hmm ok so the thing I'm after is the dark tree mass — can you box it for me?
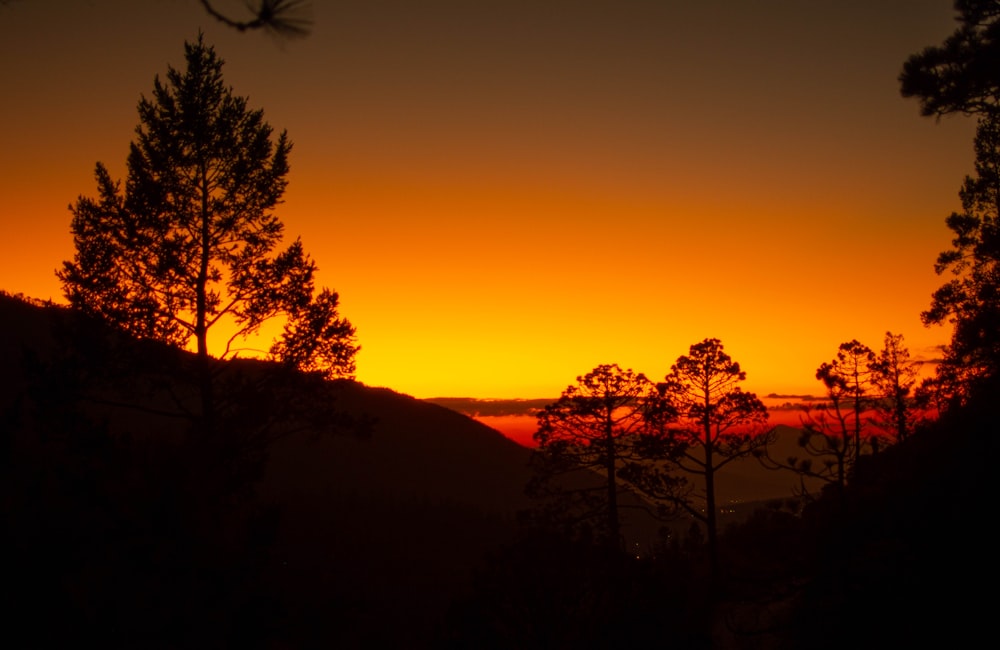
[923,109,1000,393]
[57,34,357,419]
[525,364,685,550]
[900,1,1000,405]
[651,338,769,588]
[759,333,926,496]
[900,0,1000,117]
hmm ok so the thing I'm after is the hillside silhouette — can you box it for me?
[1,291,994,648]
[0,293,665,646]
[0,292,536,646]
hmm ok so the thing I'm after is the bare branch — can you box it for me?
[198,0,312,38]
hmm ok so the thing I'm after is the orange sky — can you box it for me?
[0,0,974,400]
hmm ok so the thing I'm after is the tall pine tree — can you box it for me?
[58,34,356,418]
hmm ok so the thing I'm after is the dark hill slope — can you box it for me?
[787,393,997,649]
[0,292,535,647]
[712,385,998,649]
[266,380,533,512]
[259,381,537,646]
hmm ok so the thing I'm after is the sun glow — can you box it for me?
[0,0,964,403]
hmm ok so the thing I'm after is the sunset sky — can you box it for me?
[0,0,978,401]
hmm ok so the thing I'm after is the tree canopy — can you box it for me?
[870,331,922,442]
[922,109,1000,393]
[57,35,356,396]
[654,338,769,585]
[900,0,1000,117]
[757,334,926,513]
[785,340,881,503]
[527,364,684,549]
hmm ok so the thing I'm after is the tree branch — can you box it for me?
[198,0,312,38]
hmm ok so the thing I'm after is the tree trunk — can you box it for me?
[704,419,719,591]
[196,165,213,427]
[604,409,620,550]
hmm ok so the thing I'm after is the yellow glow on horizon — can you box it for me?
[0,0,965,401]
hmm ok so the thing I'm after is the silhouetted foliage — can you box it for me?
[815,339,879,457]
[267,287,357,379]
[57,35,357,420]
[650,338,770,589]
[758,334,928,517]
[758,340,880,508]
[901,0,1000,408]
[199,0,312,37]
[913,353,968,413]
[900,0,1000,118]
[922,109,1000,398]
[525,364,685,550]
[870,331,923,442]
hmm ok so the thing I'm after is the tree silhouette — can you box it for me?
[57,35,356,421]
[913,354,968,415]
[870,331,923,442]
[817,340,878,460]
[651,338,769,588]
[899,0,1000,118]
[901,1,1000,406]
[525,364,685,551]
[268,287,357,379]
[199,0,312,38]
[758,340,883,511]
[0,1,311,36]
[921,109,1000,398]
